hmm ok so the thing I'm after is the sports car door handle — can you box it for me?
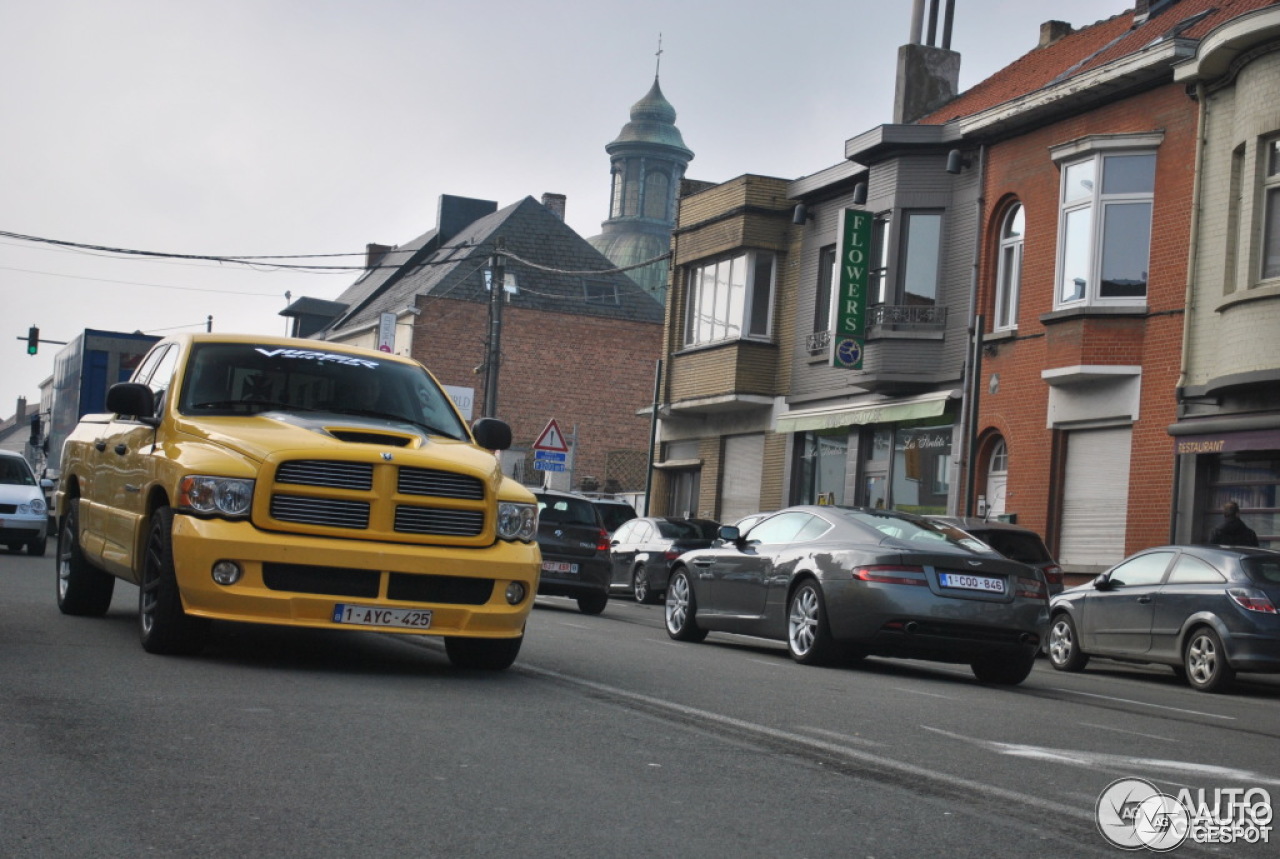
[1136,596,1152,604]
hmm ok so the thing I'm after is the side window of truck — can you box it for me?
[147,346,180,414]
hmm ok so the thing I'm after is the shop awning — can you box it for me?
[775,391,956,433]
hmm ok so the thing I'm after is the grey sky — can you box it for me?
[1,0,1128,416]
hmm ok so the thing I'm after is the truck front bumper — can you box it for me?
[171,515,540,639]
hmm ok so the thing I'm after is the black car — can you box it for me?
[928,517,1065,595]
[592,498,639,535]
[1047,544,1280,692]
[534,490,611,614]
[665,506,1050,684]
[609,517,720,604]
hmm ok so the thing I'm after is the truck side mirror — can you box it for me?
[105,382,156,422]
[471,417,512,451]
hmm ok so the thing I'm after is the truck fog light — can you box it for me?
[505,582,527,605]
[211,561,243,586]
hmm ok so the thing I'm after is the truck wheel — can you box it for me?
[139,507,209,655]
[56,499,115,616]
[576,592,608,615]
[444,635,522,670]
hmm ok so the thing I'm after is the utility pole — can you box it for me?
[483,240,505,418]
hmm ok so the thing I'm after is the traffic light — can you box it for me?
[26,325,38,355]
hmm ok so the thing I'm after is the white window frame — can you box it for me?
[1050,133,1163,309]
[994,203,1023,330]
[683,251,775,347]
[1262,137,1280,282]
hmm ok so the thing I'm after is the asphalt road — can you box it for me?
[2,547,1277,858]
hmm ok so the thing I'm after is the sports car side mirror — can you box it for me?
[1093,574,1112,591]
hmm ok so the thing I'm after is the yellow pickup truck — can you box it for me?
[54,333,540,670]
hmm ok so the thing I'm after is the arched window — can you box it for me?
[995,203,1023,330]
[985,438,1008,517]
[610,170,624,219]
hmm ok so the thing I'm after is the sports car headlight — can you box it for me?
[497,502,538,542]
[178,475,255,518]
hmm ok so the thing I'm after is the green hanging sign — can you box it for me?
[832,208,870,369]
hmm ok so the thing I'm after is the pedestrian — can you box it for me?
[1209,501,1259,547]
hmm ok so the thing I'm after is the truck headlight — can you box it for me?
[178,475,255,518]
[496,502,537,542]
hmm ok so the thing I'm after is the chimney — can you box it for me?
[895,0,960,124]
[16,396,27,422]
[541,193,567,221]
[1039,21,1073,48]
[365,243,392,270]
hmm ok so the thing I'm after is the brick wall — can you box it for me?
[975,82,1196,557]
[409,297,662,490]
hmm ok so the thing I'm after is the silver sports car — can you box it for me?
[664,506,1050,684]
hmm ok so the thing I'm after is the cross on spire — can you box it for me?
[655,33,663,78]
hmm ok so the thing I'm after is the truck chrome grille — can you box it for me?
[271,495,370,529]
[395,506,484,536]
[266,457,489,542]
[276,460,373,490]
[398,467,484,500]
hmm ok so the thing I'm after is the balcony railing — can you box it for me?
[807,305,948,354]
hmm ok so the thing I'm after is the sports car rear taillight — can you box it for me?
[1228,588,1277,613]
[1015,576,1047,600]
[663,549,682,562]
[853,565,928,586]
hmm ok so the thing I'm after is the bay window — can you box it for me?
[1054,144,1157,307]
[683,251,775,346]
[1263,138,1280,280]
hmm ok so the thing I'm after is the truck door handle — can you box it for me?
[114,444,128,455]
[95,441,107,452]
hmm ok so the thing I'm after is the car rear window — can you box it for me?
[976,531,1053,564]
[537,496,599,527]
[1243,557,1280,584]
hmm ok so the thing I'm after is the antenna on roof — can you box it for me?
[655,33,663,78]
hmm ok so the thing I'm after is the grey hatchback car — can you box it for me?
[1047,544,1280,692]
[534,490,611,614]
[665,506,1051,684]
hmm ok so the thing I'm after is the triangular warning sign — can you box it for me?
[533,419,569,452]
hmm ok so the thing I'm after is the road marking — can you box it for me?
[1080,721,1175,743]
[519,663,1093,826]
[794,726,883,747]
[892,686,954,699]
[1047,687,1235,720]
[919,726,1280,785]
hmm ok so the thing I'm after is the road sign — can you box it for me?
[532,419,569,452]
[534,450,566,463]
[377,312,395,352]
[533,460,565,472]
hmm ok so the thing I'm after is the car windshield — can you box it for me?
[0,458,36,485]
[974,530,1053,564]
[657,519,719,540]
[837,509,990,552]
[178,342,468,440]
[596,503,637,532]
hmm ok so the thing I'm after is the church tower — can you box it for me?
[588,68,693,304]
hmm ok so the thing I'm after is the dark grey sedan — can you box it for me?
[1047,545,1280,692]
[664,506,1050,684]
[609,517,719,604]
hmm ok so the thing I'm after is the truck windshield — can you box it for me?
[178,343,468,440]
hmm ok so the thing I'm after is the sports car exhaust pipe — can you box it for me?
[903,621,919,634]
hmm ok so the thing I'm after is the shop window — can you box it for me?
[1055,151,1155,307]
[794,428,848,505]
[994,204,1023,330]
[683,251,775,346]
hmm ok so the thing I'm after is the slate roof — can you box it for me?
[323,197,663,338]
[918,0,1280,125]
